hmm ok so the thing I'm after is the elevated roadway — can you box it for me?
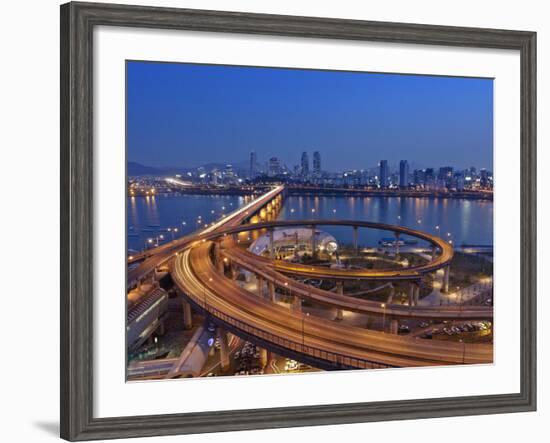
[127,185,285,287]
[221,241,493,321]
[129,186,492,369]
[172,244,492,369]
[211,219,454,280]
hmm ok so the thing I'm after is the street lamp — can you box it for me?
[381,303,386,332]
[147,235,163,248]
[457,286,463,310]
[167,227,178,241]
[302,312,310,352]
[284,281,292,306]
[203,275,213,308]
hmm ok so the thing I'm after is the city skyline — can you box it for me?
[129,152,492,175]
[125,60,494,382]
[127,61,493,171]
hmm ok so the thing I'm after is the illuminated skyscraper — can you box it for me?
[480,168,489,187]
[249,151,257,178]
[379,160,389,188]
[399,160,409,189]
[301,151,309,178]
[268,157,282,177]
[313,151,321,177]
[438,166,454,186]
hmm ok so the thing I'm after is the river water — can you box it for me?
[277,195,493,248]
[127,194,493,252]
[127,194,248,252]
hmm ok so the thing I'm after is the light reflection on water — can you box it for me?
[127,194,246,252]
[126,194,493,252]
[277,195,493,247]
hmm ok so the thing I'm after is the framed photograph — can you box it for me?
[60,2,536,440]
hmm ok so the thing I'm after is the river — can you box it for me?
[127,193,493,252]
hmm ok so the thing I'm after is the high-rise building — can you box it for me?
[438,166,454,188]
[313,151,321,177]
[249,151,257,178]
[301,152,309,178]
[268,157,282,177]
[480,168,489,187]
[223,164,237,184]
[379,160,389,188]
[454,172,465,191]
[424,168,435,183]
[399,160,409,189]
[413,169,425,186]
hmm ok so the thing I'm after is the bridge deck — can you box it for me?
[172,243,492,369]
[221,241,492,321]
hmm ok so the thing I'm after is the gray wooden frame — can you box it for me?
[60,1,537,441]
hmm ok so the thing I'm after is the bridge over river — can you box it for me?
[128,185,493,373]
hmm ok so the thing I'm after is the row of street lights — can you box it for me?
[142,207,232,249]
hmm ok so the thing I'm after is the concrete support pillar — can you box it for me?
[215,242,224,273]
[353,226,359,254]
[293,295,302,312]
[257,276,263,297]
[268,281,276,302]
[387,284,395,304]
[390,318,399,334]
[431,246,436,261]
[311,225,317,257]
[217,328,230,372]
[183,300,193,330]
[408,283,414,308]
[231,264,238,280]
[260,348,268,368]
[336,281,344,320]
[443,266,450,293]
[268,228,275,259]
[414,284,420,306]
[158,320,165,336]
[394,232,400,257]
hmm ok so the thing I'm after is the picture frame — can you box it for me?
[60,1,536,440]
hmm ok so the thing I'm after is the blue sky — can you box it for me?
[127,61,493,171]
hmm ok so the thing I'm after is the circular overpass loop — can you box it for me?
[201,219,454,280]
[171,219,493,369]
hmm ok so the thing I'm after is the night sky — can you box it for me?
[127,61,493,171]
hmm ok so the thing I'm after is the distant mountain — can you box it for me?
[127,162,168,176]
[128,160,251,176]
